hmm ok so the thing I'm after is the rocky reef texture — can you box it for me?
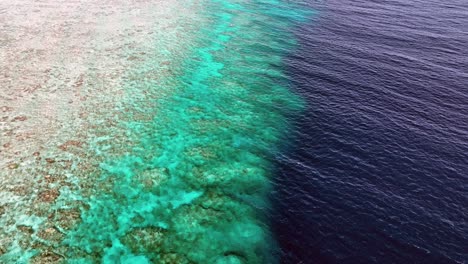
[0,0,309,263]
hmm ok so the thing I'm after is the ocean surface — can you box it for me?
[273,0,468,263]
[1,0,467,263]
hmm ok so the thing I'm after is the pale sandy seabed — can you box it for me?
[0,0,205,262]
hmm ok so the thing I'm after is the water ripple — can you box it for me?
[272,0,468,263]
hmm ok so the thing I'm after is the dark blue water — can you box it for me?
[272,0,468,263]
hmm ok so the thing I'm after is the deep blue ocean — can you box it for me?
[272,0,468,263]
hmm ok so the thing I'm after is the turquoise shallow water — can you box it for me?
[0,0,311,263]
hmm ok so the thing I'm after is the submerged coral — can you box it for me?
[0,0,310,263]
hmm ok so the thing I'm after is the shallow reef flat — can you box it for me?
[0,0,206,262]
[0,0,309,263]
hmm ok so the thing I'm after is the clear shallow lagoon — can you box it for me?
[1,0,310,263]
